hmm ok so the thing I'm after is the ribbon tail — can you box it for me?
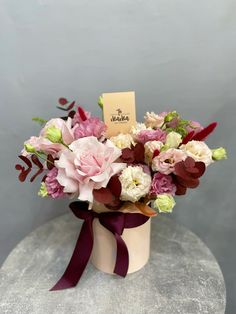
[50,219,93,291]
[113,233,129,277]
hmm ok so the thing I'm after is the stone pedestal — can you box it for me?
[0,213,226,314]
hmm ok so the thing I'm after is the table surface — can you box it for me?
[0,213,226,314]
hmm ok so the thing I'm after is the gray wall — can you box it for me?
[0,0,235,312]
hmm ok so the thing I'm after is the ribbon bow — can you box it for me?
[50,201,149,291]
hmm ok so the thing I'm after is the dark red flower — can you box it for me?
[173,157,206,195]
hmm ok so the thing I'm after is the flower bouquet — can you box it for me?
[16,94,227,291]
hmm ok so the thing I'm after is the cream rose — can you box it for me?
[180,140,213,166]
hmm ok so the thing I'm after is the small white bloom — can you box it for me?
[110,133,135,149]
[144,112,165,128]
[130,122,152,136]
[165,131,182,148]
[144,141,163,164]
[119,166,152,202]
[180,140,213,166]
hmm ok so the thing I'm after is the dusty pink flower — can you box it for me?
[72,108,91,126]
[136,129,167,144]
[186,121,203,134]
[55,136,126,205]
[150,172,176,196]
[40,118,75,145]
[74,117,107,140]
[22,136,66,157]
[45,167,65,199]
[152,148,187,175]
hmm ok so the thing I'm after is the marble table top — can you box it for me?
[0,213,226,314]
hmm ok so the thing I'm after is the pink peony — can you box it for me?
[150,172,176,196]
[152,148,187,175]
[74,117,107,140]
[55,136,126,205]
[136,129,167,144]
[45,167,65,199]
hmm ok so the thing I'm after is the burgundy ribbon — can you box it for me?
[50,201,149,291]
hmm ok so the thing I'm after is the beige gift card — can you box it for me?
[102,91,136,138]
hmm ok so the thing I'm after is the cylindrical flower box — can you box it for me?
[90,203,151,274]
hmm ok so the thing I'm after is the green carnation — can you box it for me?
[153,194,176,213]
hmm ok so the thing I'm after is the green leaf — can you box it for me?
[32,117,48,126]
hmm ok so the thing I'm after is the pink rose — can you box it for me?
[150,172,176,196]
[74,117,107,140]
[152,148,187,174]
[55,136,126,205]
[136,129,167,144]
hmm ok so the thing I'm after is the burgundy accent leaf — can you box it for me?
[105,199,123,210]
[15,164,23,170]
[19,168,31,182]
[184,156,196,168]
[57,106,70,111]
[193,162,206,178]
[107,175,122,198]
[182,131,195,144]
[93,188,114,204]
[18,155,32,168]
[175,183,187,195]
[121,148,135,163]
[30,168,44,182]
[176,176,200,188]
[67,101,76,111]
[134,143,145,163]
[47,154,55,170]
[152,149,160,159]
[78,106,87,121]
[68,110,76,119]
[58,98,68,106]
[31,155,43,168]
[42,175,47,182]
[192,122,218,141]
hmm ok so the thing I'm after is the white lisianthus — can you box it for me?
[165,131,182,148]
[144,111,165,128]
[180,140,213,166]
[130,122,152,137]
[110,133,135,149]
[144,141,163,164]
[119,166,152,202]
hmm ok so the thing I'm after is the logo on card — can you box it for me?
[110,108,130,123]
